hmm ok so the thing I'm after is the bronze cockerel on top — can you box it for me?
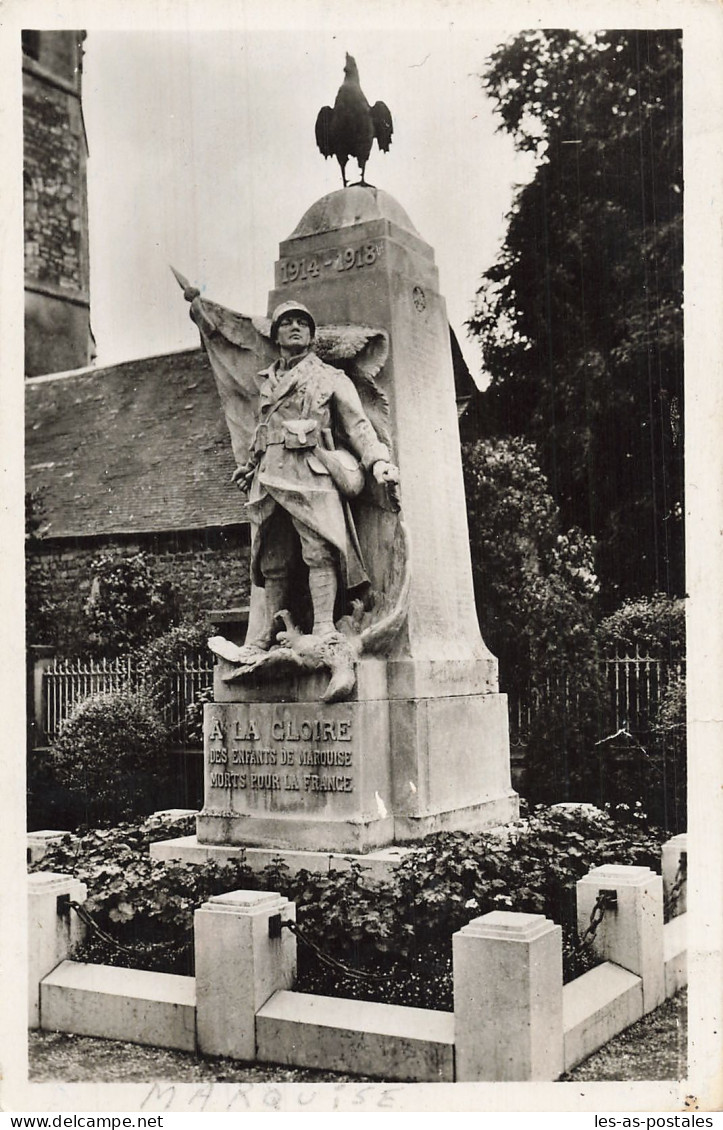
[315,54,393,187]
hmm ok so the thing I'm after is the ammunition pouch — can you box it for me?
[312,446,365,498]
[253,418,320,455]
[252,418,365,498]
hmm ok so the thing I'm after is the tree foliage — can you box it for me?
[470,30,683,605]
[83,552,181,658]
[463,437,598,673]
[463,437,603,801]
[463,437,599,667]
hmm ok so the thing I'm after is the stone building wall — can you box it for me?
[23,29,94,376]
[27,526,251,652]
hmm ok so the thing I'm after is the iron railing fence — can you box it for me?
[507,648,685,749]
[41,651,214,745]
[39,648,684,749]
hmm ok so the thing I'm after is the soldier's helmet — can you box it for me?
[269,300,316,343]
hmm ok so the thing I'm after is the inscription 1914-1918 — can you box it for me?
[278,240,384,285]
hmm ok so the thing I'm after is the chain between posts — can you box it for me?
[577,888,618,950]
[276,918,391,984]
[664,851,687,918]
[72,901,387,982]
[69,900,192,958]
[70,884,638,981]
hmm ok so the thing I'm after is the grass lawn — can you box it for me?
[29,988,686,1085]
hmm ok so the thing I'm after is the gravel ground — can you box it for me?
[29,989,687,1084]
[564,988,687,1081]
[28,1031,377,1084]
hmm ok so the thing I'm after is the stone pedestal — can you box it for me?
[195,889,296,1060]
[198,665,394,852]
[197,187,517,853]
[453,910,564,1081]
[661,832,687,916]
[576,864,665,1015]
[199,658,515,852]
[28,871,87,1028]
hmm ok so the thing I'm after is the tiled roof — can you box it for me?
[25,334,478,541]
[25,348,249,538]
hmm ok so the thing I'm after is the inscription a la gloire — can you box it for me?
[208,717,352,743]
[207,715,355,793]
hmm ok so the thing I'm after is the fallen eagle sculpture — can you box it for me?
[209,518,411,703]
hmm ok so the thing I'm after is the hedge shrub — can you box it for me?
[593,595,686,832]
[599,594,685,662]
[50,691,172,825]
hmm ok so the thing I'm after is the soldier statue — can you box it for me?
[177,282,401,674]
[228,300,399,657]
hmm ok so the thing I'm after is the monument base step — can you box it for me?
[149,833,413,881]
[150,787,519,878]
[395,790,519,840]
[196,790,519,855]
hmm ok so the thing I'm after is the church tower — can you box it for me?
[23,30,95,376]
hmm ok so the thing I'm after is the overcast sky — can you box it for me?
[81,26,536,381]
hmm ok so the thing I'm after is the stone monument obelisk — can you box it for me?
[190,185,518,854]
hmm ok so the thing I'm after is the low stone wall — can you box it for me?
[27,525,251,654]
[28,835,688,1081]
[41,961,196,1052]
[563,962,643,1073]
[256,991,454,1082]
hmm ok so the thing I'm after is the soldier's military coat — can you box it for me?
[246,350,389,589]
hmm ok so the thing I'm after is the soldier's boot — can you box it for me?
[245,575,289,651]
[308,566,338,639]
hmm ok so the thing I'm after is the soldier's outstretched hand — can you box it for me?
[371,460,399,485]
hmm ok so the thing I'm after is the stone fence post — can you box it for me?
[576,864,664,1014]
[28,872,87,1028]
[453,910,564,1081]
[29,645,55,746]
[194,889,296,1061]
[27,831,71,866]
[661,833,687,917]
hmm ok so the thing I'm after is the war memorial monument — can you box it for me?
[158,56,519,863]
[23,49,690,1096]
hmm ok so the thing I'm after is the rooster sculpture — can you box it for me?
[315,54,393,187]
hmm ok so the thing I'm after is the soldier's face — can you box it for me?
[276,316,312,356]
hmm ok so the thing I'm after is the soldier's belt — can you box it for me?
[254,419,321,454]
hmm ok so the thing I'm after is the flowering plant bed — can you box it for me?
[30,804,670,1009]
